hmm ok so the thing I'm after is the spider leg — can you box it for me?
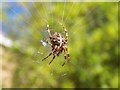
[49,45,58,64]
[47,25,52,42]
[62,46,70,66]
[62,26,68,43]
[42,45,57,61]
[62,46,67,66]
[62,51,67,66]
[65,47,70,60]
[45,39,52,46]
[49,55,56,65]
[42,52,52,61]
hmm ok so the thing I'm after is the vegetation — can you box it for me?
[2,2,118,88]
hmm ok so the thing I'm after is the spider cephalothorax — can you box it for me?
[42,25,70,66]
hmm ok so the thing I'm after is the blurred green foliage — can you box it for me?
[2,2,118,88]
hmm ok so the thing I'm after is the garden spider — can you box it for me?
[42,24,70,66]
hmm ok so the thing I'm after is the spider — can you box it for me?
[42,24,70,66]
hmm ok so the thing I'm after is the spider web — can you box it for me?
[30,1,95,78]
[2,1,97,86]
[31,1,72,78]
[30,1,97,79]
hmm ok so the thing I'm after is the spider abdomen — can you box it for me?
[53,46,63,56]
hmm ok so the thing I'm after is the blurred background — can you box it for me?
[1,2,119,88]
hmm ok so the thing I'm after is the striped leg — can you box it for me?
[49,55,56,65]
[63,26,68,43]
[42,52,52,61]
[62,46,70,66]
[45,39,52,46]
[49,45,58,64]
[47,25,52,42]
